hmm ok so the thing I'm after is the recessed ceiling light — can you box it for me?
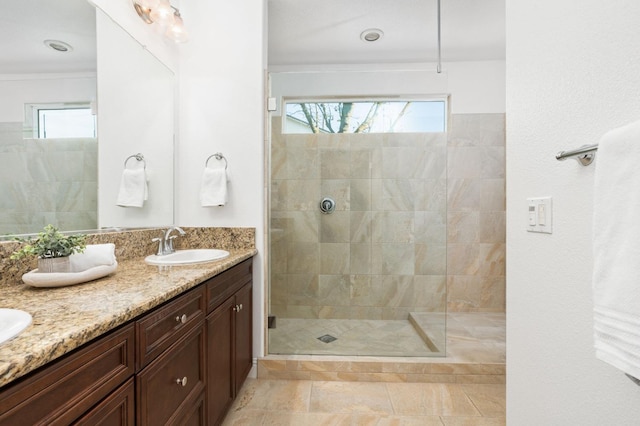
[44,40,73,53]
[360,28,384,43]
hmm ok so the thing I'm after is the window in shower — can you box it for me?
[283,99,446,134]
[24,102,97,139]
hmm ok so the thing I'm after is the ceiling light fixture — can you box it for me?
[133,0,188,43]
[44,40,73,53]
[360,29,384,43]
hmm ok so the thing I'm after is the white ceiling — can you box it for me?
[0,0,96,74]
[2,1,504,73]
[268,0,505,67]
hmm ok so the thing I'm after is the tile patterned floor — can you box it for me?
[222,379,505,425]
[268,313,505,363]
[234,313,506,424]
[268,318,438,356]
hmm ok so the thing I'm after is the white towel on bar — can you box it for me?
[116,168,148,207]
[200,167,228,207]
[69,243,117,273]
[593,119,640,379]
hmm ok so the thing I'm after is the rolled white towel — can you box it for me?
[69,243,116,273]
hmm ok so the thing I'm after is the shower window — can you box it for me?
[283,99,447,134]
[25,103,96,139]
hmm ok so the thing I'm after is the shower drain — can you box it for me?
[317,334,337,344]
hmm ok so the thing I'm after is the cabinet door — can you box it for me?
[234,282,253,395]
[0,324,134,426]
[206,296,235,426]
[73,378,135,426]
[136,325,205,426]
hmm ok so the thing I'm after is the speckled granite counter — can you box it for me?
[0,227,257,389]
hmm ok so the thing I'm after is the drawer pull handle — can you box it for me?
[175,314,187,324]
[176,376,188,387]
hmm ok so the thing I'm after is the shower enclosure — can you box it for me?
[268,106,448,357]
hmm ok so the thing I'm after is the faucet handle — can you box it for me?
[151,237,164,256]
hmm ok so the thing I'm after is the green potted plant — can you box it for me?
[11,224,87,273]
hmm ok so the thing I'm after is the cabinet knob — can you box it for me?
[175,314,187,324]
[233,304,240,312]
[239,303,243,311]
[176,376,188,387]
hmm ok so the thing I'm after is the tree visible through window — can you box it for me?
[284,100,446,134]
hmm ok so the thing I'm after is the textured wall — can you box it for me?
[507,0,640,424]
[447,114,505,311]
[270,112,505,320]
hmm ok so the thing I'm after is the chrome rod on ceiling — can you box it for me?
[437,0,442,73]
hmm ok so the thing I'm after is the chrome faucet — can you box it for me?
[151,226,186,256]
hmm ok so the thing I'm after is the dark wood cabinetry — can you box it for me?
[74,378,135,426]
[0,324,135,426]
[206,258,253,426]
[0,257,253,426]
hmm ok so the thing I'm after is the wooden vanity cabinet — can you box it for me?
[73,378,135,426]
[0,323,135,426]
[135,286,206,426]
[0,257,253,426]
[205,258,253,426]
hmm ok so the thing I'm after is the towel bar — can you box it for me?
[556,144,598,166]
[124,153,146,169]
[205,152,228,170]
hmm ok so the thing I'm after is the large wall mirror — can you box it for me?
[0,0,174,237]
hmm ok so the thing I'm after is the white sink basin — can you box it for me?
[145,249,230,266]
[0,309,32,345]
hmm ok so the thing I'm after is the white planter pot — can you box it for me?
[38,257,70,273]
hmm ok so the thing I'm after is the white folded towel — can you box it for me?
[200,167,227,206]
[116,168,148,208]
[69,243,117,273]
[593,119,640,379]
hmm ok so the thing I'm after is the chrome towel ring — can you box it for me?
[124,153,146,169]
[205,152,228,170]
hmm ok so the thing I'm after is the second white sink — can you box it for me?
[145,249,230,266]
[0,309,32,345]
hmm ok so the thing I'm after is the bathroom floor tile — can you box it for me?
[223,378,505,426]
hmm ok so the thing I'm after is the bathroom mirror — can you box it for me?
[0,0,174,236]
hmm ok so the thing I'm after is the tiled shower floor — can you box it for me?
[268,312,505,362]
[268,318,437,357]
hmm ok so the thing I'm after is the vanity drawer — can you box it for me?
[136,285,205,370]
[136,324,205,426]
[205,258,252,313]
[0,323,135,426]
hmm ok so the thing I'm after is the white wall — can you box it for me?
[270,60,505,115]
[506,1,640,424]
[177,0,266,355]
[0,75,96,123]
[96,10,175,229]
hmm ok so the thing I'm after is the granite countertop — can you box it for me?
[0,248,257,389]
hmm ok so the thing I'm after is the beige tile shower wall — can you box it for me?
[0,122,97,234]
[447,114,506,312]
[270,116,449,320]
[270,113,506,318]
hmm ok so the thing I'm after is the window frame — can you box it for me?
[281,95,449,134]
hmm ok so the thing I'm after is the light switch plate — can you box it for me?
[527,197,552,234]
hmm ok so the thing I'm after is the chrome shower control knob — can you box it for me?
[320,197,336,214]
[176,376,188,386]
